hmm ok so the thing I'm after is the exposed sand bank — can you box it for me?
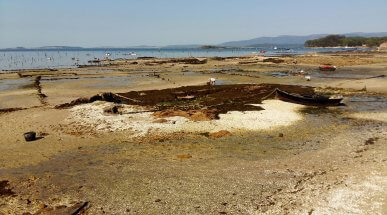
[65,100,303,137]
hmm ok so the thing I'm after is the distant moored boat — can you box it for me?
[319,65,337,71]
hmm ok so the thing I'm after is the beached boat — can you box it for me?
[88,59,101,64]
[274,88,343,106]
[319,65,337,71]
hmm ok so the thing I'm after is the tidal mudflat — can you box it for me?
[0,51,386,214]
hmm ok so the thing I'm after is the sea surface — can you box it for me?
[0,46,366,72]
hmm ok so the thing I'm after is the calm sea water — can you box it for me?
[0,46,365,72]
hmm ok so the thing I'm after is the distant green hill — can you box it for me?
[220,32,387,47]
[305,35,387,47]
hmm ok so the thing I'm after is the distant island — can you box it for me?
[220,32,387,47]
[305,35,387,48]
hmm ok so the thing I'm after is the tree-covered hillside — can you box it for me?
[305,35,387,47]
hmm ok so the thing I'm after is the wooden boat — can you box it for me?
[319,65,337,71]
[274,88,343,106]
[88,59,101,64]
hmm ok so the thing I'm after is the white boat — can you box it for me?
[123,52,137,56]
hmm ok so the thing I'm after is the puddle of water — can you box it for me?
[41,75,136,88]
[76,69,116,75]
[208,68,247,74]
[349,96,387,102]
[214,79,232,85]
[0,78,33,91]
[265,71,289,77]
[313,72,386,80]
[347,96,387,111]
[84,76,133,88]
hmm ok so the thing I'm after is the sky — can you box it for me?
[0,0,387,48]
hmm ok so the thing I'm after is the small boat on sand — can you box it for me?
[319,65,337,71]
[88,59,101,64]
[274,88,343,106]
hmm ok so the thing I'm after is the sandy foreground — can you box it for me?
[0,52,387,214]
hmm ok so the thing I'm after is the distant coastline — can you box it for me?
[3,32,387,51]
[0,46,278,52]
[0,44,304,52]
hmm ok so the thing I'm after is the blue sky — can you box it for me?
[0,0,386,48]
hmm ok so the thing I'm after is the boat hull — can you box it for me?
[275,89,343,106]
[319,65,337,71]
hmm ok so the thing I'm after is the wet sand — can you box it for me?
[0,52,386,214]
